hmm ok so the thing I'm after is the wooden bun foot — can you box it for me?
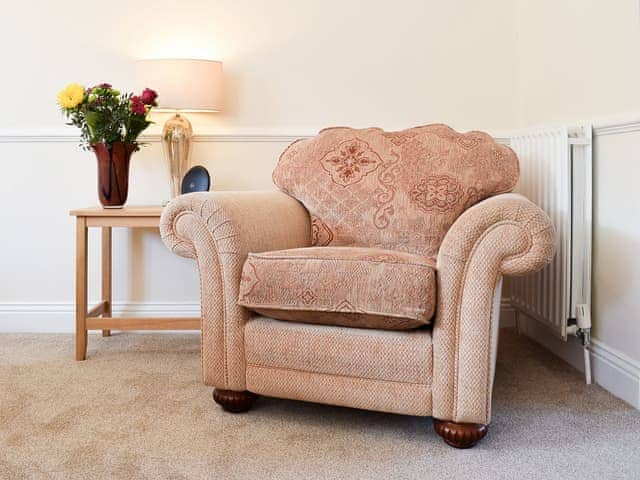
[213,389,256,413]
[433,419,488,448]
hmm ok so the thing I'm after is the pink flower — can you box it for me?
[130,96,146,115]
[97,83,112,89]
[140,88,158,106]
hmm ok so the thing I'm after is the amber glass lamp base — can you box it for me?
[161,113,193,199]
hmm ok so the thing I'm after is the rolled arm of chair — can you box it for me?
[160,191,311,390]
[432,193,555,425]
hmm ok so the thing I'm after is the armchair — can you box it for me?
[160,125,555,448]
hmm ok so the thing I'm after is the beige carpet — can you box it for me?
[1,329,639,480]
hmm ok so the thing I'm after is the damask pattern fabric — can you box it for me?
[238,246,436,330]
[273,124,519,261]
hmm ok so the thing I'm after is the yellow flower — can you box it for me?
[57,83,85,109]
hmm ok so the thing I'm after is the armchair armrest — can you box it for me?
[432,193,555,425]
[160,191,311,390]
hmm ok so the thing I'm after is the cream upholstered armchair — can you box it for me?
[160,124,555,448]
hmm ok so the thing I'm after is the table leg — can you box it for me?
[101,227,112,337]
[75,217,88,361]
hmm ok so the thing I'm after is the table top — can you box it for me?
[70,206,164,217]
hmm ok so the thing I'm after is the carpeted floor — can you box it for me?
[1,329,639,480]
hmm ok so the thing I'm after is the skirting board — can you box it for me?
[1,301,518,333]
[0,302,201,333]
[516,312,640,410]
[499,300,517,328]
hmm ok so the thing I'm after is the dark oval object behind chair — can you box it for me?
[181,165,211,194]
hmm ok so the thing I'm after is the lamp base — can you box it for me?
[161,113,193,199]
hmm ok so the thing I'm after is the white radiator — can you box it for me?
[507,126,593,342]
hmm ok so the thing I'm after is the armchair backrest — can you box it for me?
[272,124,519,260]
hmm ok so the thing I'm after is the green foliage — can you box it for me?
[61,85,153,150]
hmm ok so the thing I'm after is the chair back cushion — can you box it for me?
[238,246,436,330]
[272,124,519,260]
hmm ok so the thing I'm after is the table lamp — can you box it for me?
[135,59,223,198]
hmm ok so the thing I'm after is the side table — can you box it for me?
[69,206,200,361]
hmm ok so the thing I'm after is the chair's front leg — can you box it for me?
[213,389,257,413]
[434,419,488,449]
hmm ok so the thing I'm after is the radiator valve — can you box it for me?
[575,304,592,347]
[567,304,592,346]
[567,304,592,384]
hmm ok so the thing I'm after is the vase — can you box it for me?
[92,142,137,208]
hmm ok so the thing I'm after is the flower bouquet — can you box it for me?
[57,83,158,207]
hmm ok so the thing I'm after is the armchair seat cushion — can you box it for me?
[238,246,436,330]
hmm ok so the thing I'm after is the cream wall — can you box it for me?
[3,0,518,131]
[591,130,640,361]
[0,0,519,326]
[514,0,640,368]
[515,0,640,127]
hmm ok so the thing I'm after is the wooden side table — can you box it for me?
[70,206,200,361]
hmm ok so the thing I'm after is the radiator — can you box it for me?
[507,126,592,341]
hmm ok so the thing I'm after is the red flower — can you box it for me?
[130,96,146,115]
[140,88,158,106]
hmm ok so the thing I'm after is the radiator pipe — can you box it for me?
[583,346,592,385]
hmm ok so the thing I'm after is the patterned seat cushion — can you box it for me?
[238,247,436,330]
[272,124,519,261]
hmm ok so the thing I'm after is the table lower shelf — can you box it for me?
[86,316,201,330]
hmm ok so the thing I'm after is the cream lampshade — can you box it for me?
[135,59,223,198]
